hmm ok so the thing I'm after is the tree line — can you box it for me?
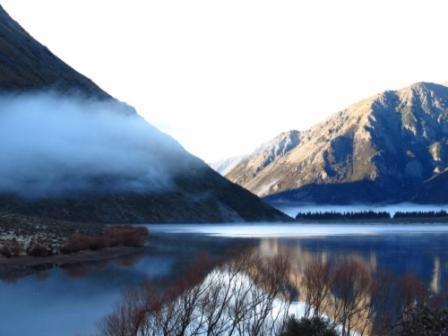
[295,210,448,220]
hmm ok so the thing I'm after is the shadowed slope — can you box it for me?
[0,5,288,223]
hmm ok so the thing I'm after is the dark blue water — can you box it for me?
[1,223,448,335]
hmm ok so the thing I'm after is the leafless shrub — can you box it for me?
[101,287,148,336]
[396,273,428,311]
[369,271,397,335]
[99,252,291,336]
[327,259,374,336]
[100,251,448,336]
[300,257,332,318]
[299,258,447,336]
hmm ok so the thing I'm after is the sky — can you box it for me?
[2,1,448,162]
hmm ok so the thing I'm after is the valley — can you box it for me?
[0,2,447,336]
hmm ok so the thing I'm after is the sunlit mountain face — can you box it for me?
[225,82,448,204]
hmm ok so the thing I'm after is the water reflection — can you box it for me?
[0,253,177,336]
[431,257,441,294]
[1,224,448,335]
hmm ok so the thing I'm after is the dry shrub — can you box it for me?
[396,274,428,310]
[0,239,22,258]
[301,257,332,318]
[102,226,149,248]
[99,250,448,336]
[27,243,52,257]
[329,260,374,336]
[100,252,292,336]
[61,226,149,254]
[61,233,93,254]
[300,258,447,336]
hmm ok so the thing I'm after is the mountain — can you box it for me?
[225,82,448,204]
[0,6,108,98]
[412,169,448,203]
[211,131,301,177]
[226,131,301,195]
[210,155,247,175]
[0,5,288,223]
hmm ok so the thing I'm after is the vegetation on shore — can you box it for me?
[0,212,149,258]
[60,226,149,254]
[99,252,448,336]
[295,210,448,222]
[280,316,337,336]
[296,210,391,221]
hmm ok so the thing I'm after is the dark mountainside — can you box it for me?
[0,5,287,223]
[0,6,108,97]
[226,82,448,204]
[412,169,448,203]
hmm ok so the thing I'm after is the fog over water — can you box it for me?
[0,92,192,198]
[148,223,448,238]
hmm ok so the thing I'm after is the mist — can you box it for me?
[0,92,193,198]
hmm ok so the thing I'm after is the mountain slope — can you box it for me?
[226,82,448,204]
[0,6,108,98]
[210,155,247,175]
[412,169,448,203]
[211,130,301,176]
[226,130,302,195]
[0,5,288,223]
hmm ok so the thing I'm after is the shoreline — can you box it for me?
[0,245,148,280]
[2,217,447,278]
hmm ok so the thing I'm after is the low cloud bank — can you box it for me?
[0,92,192,198]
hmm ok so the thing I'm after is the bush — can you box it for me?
[61,226,149,254]
[390,304,448,336]
[100,252,290,336]
[61,233,93,254]
[279,317,337,336]
[102,226,149,247]
[27,243,53,257]
[0,239,22,258]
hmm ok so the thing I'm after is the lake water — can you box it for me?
[1,223,448,335]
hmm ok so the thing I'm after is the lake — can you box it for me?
[1,223,448,335]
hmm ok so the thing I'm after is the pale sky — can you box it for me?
[2,1,448,162]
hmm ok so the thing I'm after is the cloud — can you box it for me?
[0,92,193,198]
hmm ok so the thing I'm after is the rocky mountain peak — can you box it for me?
[397,82,448,108]
[225,82,448,203]
[254,130,301,158]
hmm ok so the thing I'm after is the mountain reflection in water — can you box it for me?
[0,223,448,335]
